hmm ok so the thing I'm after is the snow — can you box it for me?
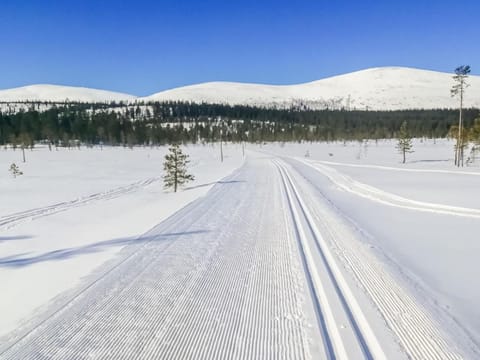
[1,149,406,359]
[1,139,479,359]
[2,67,480,110]
[0,84,136,103]
[140,67,480,110]
[261,139,480,357]
[0,144,243,339]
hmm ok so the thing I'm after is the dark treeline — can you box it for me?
[0,101,478,147]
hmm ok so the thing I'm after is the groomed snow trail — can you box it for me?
[0,155,464,359]
[281,158,466,359]
[1,157,312,359]
[274,160,385,360]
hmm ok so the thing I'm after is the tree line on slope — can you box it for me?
[0,102,479,147]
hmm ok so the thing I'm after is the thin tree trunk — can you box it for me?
[454,143,458,166]
[174,152,178,192]
[220,140,223,162]
[22,146,26,163]
[457,86,464,167]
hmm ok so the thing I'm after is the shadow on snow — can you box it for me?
[185,180,245,191]
[0,235,33,242]
[0,230,208,269]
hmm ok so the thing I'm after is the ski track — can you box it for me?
[313,160,480,176]
[283,158,466,359]
[0,159,311,360]
[299,158,480,219]
[0,177,161,231]
[275,160,385,360]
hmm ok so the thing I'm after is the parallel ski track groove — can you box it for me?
[288,157,465,359]
[316,203,462,360]
[275,159,384,360]
[276,165,336,359]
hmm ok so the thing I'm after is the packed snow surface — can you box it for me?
[1,139,479,359]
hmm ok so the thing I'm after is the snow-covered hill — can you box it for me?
[1,67,479,110]
[140,67,480,110]
[0,84,136,103]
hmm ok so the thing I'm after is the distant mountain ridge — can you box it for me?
[140,67,480,110]
[1,67,479,110]
[0,84,136,103]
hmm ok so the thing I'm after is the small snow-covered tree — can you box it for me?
[163,144,194,192]
[396,121,414,164]
[466,118,480,165]
[470,118,480,145]
[9,163,23,178]
[18,132,33,163]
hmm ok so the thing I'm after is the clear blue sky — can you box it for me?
[1,0,478,95]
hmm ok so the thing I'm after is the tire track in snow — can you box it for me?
[275,160,386,360]
[284,158,466,359]
[0,177,161,230]
[299,159,480,219]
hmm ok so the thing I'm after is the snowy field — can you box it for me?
[0,144,244,339]
[1,139,479,359]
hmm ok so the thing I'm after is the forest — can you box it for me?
[0,101,479,147]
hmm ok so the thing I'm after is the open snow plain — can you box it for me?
[1,139,479,359]
[0,145,243,338]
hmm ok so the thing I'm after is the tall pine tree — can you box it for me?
[163,144,194,192]
[451,65,471,166]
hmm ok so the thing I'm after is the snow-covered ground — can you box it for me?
[1,139,479,359]
[260,139,480,356]
[0,144,244,339]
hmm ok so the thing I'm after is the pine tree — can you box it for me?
[396,121,414,163]
[9,163,23,178]
[451,65,471,166]
[163,144,194,192]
